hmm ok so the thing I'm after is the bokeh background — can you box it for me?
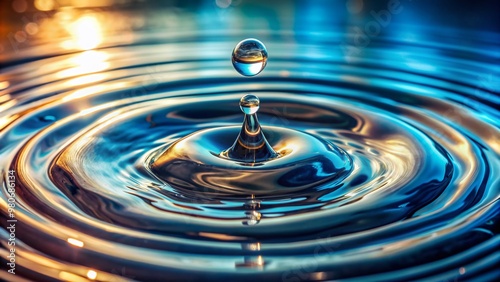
[1,0,499,61]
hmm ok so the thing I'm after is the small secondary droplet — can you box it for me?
[240,94,260,114]
[232,38,268,76]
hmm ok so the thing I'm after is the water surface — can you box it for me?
[0,2,499,282]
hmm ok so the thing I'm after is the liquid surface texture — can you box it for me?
[0,5,499,282]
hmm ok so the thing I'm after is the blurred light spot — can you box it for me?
[0,81,10,90]
[35,0,55,11]
[87,270,97,280]
[14,31,27,43]
[0,116,9,130]
[459,267,466,275]
[280,70,290,77]
[25,22,39,35]
[70,15,103,50]
[311,272,327,280]
[67,238,84,247]
[69,0,115,8]
[242,242,261,251]
[346,0,363,14]
[252,242,261,251]
[12,0,27,13]
[256,255,264,266]
[216,0,232,9]
[56,8,75,22]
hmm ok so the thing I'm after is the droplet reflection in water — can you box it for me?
[232,38,268,76]
[243,210,262,226]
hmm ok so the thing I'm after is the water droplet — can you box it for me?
[232,38,268,76]
[240,94,260,114]
[150,96,353,196]
[223,94,278,162]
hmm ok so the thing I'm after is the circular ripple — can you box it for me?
[0,30,499,281]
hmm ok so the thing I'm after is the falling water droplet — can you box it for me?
[232,38,268,76]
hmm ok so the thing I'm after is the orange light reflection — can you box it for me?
[67,238,84,247]
[62,15,103,51]
[56,50,110,81]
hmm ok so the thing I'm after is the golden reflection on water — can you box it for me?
[35,0,116,11]
[58,50,110,78]
[63,84,106,102]
[58,271,91,282]
[86,269,98,280]
[62,15,103,50]
[7,2,138,55]
[0,81,10,90]
[67,237,84,247]
[34,0,55,11]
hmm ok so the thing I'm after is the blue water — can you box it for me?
[0,3,499,282]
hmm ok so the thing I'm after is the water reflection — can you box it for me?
[63,15,103,50]
[0,81,9,90]
[86,270,97,280]
[0,1,498,282]
[67,238,84,247]
[58,50,109,78]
